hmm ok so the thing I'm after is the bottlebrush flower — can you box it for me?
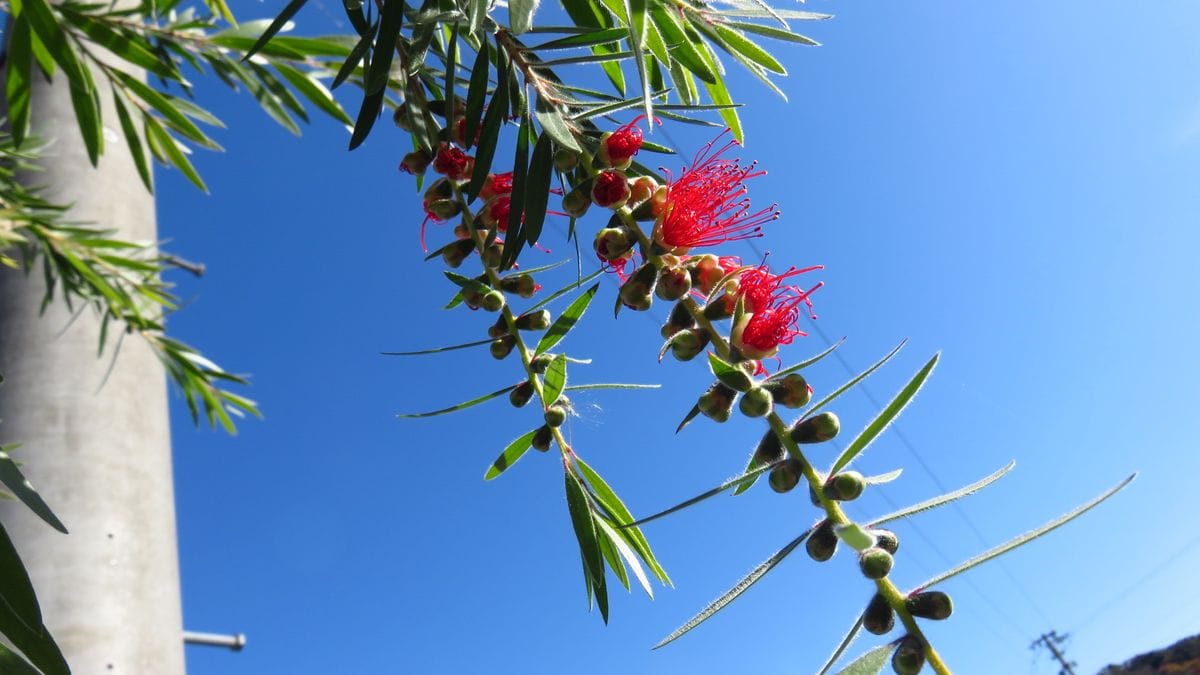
[652,133,778,253]
[730,265,823,360]
[737,262,823,314]
[598,115,650,170]
[433,143,472,181]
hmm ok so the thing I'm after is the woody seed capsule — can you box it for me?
[701,293,736,320]
[807,519,839,562]
[530,353,554,374]
[891,636,925,675]
[544,405,567,428]
[499,274,537,298]
[697,383,737,423]
[655,266,692,301]
[562,185,591,218]
[765,373,811,409]
[442,238,476,268]
[859,547,894,580]
[661,301,697,338]
[480,290,506,312]
[618,262,657,311]
[531,425,554,452]
[826,471,866,502]
[487,315,509,339]
[669,329,708,361]
[739,386,773,418]
[791,411,840,443]
[553,148,579,172]
[768,458,802,493]
[509,381,534,408]
[905,591,953,621]
[490,335,516,360]
[873,529,900,555]
[515,310,551,331]
[753,428,784,466]
[863,593,896,636]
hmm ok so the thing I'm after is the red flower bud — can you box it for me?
[432,143,472,181]
[591,170,630,209]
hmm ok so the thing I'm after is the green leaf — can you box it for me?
[726,21,820,46]
[59,8,175,78]
[565,470,605,590]
[597,526,630,591]
[870,461,1015,527]
[713,25,786,74]
[113,70,211,148]
[381,338,492,356]
[0,449,67,533]
[623,0,652,121]
[863,469,903,486]
[242,0,309,61]
[443,270,492,296]
[833,523,875,552]
[332,22,376,90]
[532,28,628,50]
[0,521,43,633]
[655,527,813,649]
[801,339,906,420]
[766,337,846,381]
[620,460,783,529]
[535,283,598,354]
[467,0,486,33]
[527,268,603,312]
[649,5,717,84]
[466,51,511,200]
[0,643,42,675]
[836,644,892,675]
[828,352,939,476]
[5,17,34,147]
[575,457,670,585]
[112,90,152,192]
[542,353,568,403]
[702,76,742,143]
[675,403,702,433]
[596,517,652,597]
[484,430,536,480]
[500,114,531,269]
[274,63,353,125]
[396,384,518,418]
[144,116,207,192]
[534,96,581,152]
[349,0,405,149]
[918,473,1136,590]
[462,41,489,151]
[509,0,537,34]
[521,131,555,246]
[19,0,87,85]
[563,383,659,392]
[68,72,103,166]
[818,613,865,675]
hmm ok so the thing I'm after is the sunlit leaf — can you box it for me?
[836,644,892,675]
[871,461,1016,527]
[484,430,536,480]
[801,339,906,420]
[243,0,309,61]
[0,448,67,533]
[543,354,568,403]
[818,613,865,675]
[396,384,518,418]
[535,283,599,355]
[620,460,783,529]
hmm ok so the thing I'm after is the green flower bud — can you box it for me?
[509,381,534,408]
[859,547,894,580]
[399,149,432,175]
[516,310,551,331]
[442,238,476,268]
[481,290,506,312]
[701,293,736,321]
[768,458,802,493]
[669,329,708,362]
[553,148,579,172]
[530,353,554,374]
[905,592,953,621]
[481,243,502,269]
[425,198,461,221]
[531,425,554,452]
[826,471,866,502]
[499,274,538,298]
[661,301,697,338]
[689,254,727,296]
[655,266,692,301]
[765,373,811,409]
[807,520,839,562]
[562,185,591,218]
[791,411,841,444]
[753,429,784,466]
[618,262,657,311]
[487,315,510,339]
[593,226,634,263]
[863,593,896,636]
[629,176,658,204]
[891,636,925,675]
[490,335,516,360]
[697,383,737,423]
[739,386,774,418]
[873,529,900,556]
[544,405,567,427]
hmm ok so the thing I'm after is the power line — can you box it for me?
[1073,533,1200,633]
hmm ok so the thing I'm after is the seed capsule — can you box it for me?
[487,315,510,339]
[661,301,697,338]
[765,373,811,409]
[807,519,838,562]
[697,383,737,423]
[768,458,802,493]
[442,238,476,268]
[562,185,591,218]
[490,335,516,360]
[891,635,925,675]
[531,425,554,452]
[753,428,784,466]
[859,547,894,580]
[530,353,554,374]
[480,290,506,312]
[618,262,657,311]
[826,471,866,502]
[873,529,900,556]
[516,310,551,331]
[544,405,567,428]
[655,266,692,301]
[553,148,579,172]
[669,329,708,362]
[499,274,537,298]
[791,411,840,443]
[701,293,735,320]
[739,386,773,418]
[509,381,534,408]
[905,591,953,621]
[863,593,896,636]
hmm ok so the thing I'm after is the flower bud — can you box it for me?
[863,593,896,636]
[807,519,838,562]
[765,373,811,409]
[891,636,925,675]
[669,329,708,361]
[490,335,516,360]
[544,405,567,427]
[753,428,784,466]
[690,254,727,296]
[392,105,412,130]
[873,529,900,556]
[531,425,554,452]
[553,148,579,172]
[791,411,840,443]
[487,315,510,339]
[630,185,667,221]
[591,170,630,209]
[480,290,506,312]
[618,262,657,311]
[562,186,591,218]
[661,301,697,338]
[697,383,737,423]
[515,309,551,331]
[768,458,802,493]
[499,274,538,298]
[905,591,953,621]
[432,143,472,181]
[509,381,534,408]
[593,226,634,263]
[442,238,476,268]
[826,471,866,502]
[655,265,692,301]
[425,199,461,222]
[481,243,502,269]
[701,293,736,321]
[453,221,471,239]
[629,176,658,204]
[859,547,894,580]
[739,386,774,418]
[530,353,553,373]
[399,149,431,175]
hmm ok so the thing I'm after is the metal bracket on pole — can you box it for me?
[184,630,247,651]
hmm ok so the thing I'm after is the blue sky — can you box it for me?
[165,1,1200,673]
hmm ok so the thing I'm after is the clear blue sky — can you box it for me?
[164,2,1200,673]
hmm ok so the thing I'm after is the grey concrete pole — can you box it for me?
[0,34,186,675]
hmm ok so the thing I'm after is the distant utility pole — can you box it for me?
[1032,630,1077,675]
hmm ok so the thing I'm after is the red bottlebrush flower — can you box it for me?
[731,267,823,360]
[653,132,779,252]
[433,143,472,180]
[481,194,512,231]
[591,170,630,208]
[454,116,482,146]
[479,172,514,201]
[598,115,649,170]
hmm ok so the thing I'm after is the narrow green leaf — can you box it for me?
[466,51,510,200]
[836,644,892,675]
[623,0,652,121]
[801,339,907,420]
[19,0,87,84]
[111,89,153,192]
[818,613,865,675]
[828,352,939,476]
[535,283,598,354]
[5,17,34,147]
[702,76,741,143]
[727,21,820,46]
[527,268,603,312]
[714,25,786,74]
[596,517,652,598]
[863,469,903,486]
[620,460,784,529]
[521,131,555,246]
[563,383,659,392]
[59,8,175,78]
[871,461,1015,527]
[565,470,605,583]
[650,5,717,84]
[598,527,630,591]
[274,63,353,125]
[655,527,813,649]
[767,337,846,381]
[462,40,489,150]
[144,117,207,192]
[0,521,43,632]
[509,0,537,34]
[113,70,210,147]
[443,270,491,296]
[332,22,376,90]
[467,0,486,33]
[720,9,832,20]
[68,75,102,166]
[349,0,405,149]
[500,113,531,269]
[675,403,701,433]
[0,449,67,533]
[542,353,568,403]
[574,456,670,585]
[534,97,581,152]
[0,643,41,675]
[243,0,309,61]
[918,474,1136,590]
[484,430,536,480]
[532,28,628,50]
[381,338,492,356]
[396,384,518,418]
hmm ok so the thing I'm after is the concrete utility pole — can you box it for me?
[1032,630,1077,675]
[0,36,186,675]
